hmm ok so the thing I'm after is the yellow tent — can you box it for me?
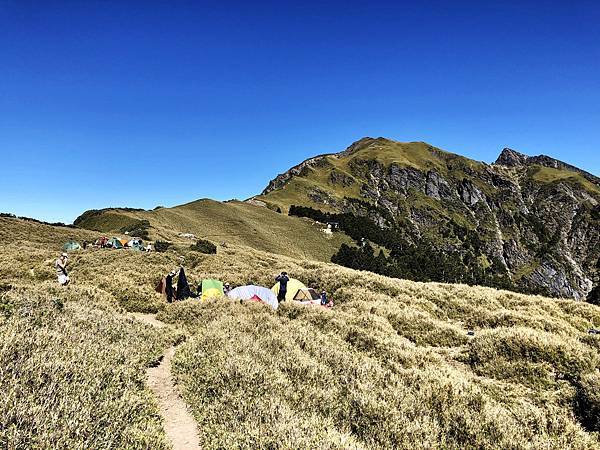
[201,279,224,301]
[271,278,307,302]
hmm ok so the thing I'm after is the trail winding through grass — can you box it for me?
[130,313,200,450]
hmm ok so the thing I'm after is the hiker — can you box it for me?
[275,271,289,302]
[165,269,178,303]
[320,290,328,306]
[82,241,88,250]
[55,253,70,286]
[223,282,232,295]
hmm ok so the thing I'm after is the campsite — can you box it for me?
[57,235,330,310]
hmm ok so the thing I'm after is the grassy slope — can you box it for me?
[0,218,183,449]
[75,199,350,262]
[2,217,600,448]
[528,165,600,195]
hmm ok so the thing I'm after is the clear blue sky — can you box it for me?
[1,1,599,223]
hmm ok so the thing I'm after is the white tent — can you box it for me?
[227,285,279,309]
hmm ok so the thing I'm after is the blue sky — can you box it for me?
[1,1,599,223]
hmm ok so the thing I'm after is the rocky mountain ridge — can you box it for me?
[255,137,600,301]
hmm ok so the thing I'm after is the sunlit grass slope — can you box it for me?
[74,199,350,261]
[0,219,184,448]
[1,217,600,448]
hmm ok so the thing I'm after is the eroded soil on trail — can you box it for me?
[131,313,200,450]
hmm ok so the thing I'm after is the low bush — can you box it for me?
[120,219,151,240]
[468,327,598,384]
[154,241,172,253]
[190,239,217,254]
[575,372,600,432]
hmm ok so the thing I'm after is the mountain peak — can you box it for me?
[494,148,530,166]
[338,137,390,157]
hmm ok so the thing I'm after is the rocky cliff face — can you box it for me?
[255,138,600,300]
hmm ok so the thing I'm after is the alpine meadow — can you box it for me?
[2,2,600,449]
[2,194,600,448]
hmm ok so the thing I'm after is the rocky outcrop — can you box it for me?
[329,170,355,187]
[425,171,453,200]
[495,148,600,184]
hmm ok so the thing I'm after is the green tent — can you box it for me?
[107,237,123,249]
[201,279,224,301]
[62,240,81,251]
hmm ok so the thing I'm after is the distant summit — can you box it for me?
[495,148,600,185]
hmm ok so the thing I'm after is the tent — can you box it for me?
[107,237,123,249]
[271,278,307,302]
[294,288,320,301]
[201,279,224,301]
[119,238,129,247]
[62,240,81,251]
[128,238,145,251]
[227,285,278,309]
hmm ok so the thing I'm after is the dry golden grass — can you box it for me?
[1,216,600,448]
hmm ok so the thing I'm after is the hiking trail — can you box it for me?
[129,313,201,450]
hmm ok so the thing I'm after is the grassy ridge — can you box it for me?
[74,199,351,262]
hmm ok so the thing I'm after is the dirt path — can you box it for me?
[130,313,201,450]
[129,312,168,328]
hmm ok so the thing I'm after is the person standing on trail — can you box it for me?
[55,253,70,286]
[275,271,289,302]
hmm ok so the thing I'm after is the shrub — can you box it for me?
[190,239,217,254]
[120,220,150,240]
[154,241,172,253]
[575,372,600,432]
[468,327,598,384]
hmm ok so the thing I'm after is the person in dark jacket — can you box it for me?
[275,271,289,302]
[320,290,328,306]
[165,270,178,303]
